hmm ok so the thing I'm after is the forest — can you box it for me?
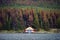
[0,7,60,31]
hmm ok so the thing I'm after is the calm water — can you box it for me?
[0,33,60,40]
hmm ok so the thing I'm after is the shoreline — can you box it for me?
[0,28,60,33]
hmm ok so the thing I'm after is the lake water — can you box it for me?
[0,33,60,40]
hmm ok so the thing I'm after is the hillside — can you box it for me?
[0,0,60,9]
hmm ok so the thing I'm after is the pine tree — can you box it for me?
[33,9,40,31]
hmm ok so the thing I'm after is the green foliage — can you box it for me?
[3,16,11,30]
[56,17,60,28]
[33,9,40,30]
[17,20,25,30]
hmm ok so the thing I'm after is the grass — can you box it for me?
[0,28,60,33]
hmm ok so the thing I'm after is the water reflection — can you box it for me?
[0,33,60,40]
